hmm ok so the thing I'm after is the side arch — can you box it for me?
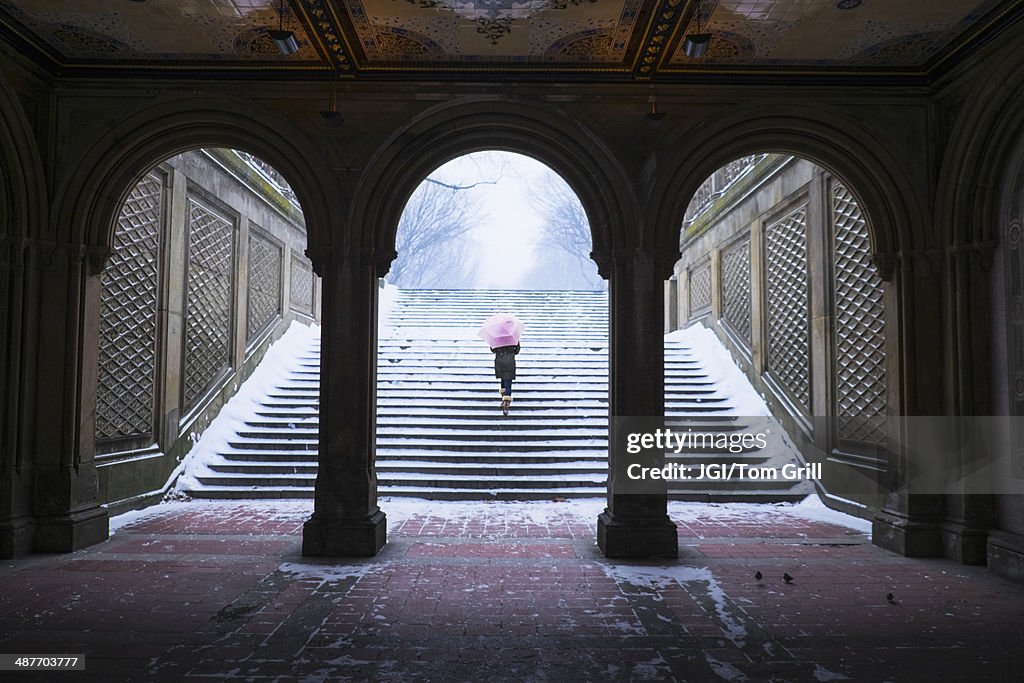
[939,78,1024,246]
[351,97,638,264]
[50,96,343,255]
[647,102,928,265]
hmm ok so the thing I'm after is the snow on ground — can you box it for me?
[170,321,319,492]
[108,503,180,535]
[667,322,808,468]
[666,323,769,417]
[108,496,871,538]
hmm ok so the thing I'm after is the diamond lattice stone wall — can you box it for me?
[247,229,282,340]
[96,171,163,442]
[689,260,712,315]
[289,253,314,314]
[832,182,886,443]
[183,197,234,411]
[721,236,752,345]
[765,205,811,412]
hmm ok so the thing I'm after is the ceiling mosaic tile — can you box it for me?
[666,0,1008,68]
[1,0,320,62]
[0,0,1015,77]
[346,0,641,64]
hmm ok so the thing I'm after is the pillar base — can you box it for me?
[940,521,989,565]
[0,515,34,558]
[597,510,678,559]
[303,509,387,557]
[872,512,942,558]
[988,530,1024,585]
[33,506,109,553]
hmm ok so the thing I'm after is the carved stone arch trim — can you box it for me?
[0,70,47,241]
[50,96,342,262]
[351,97,638,266]
[939,72,1024,246]
[1000,137,1024,424]
[935,18,1024,246]
[648,103,924,272]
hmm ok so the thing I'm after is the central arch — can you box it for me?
[351,98,639,262]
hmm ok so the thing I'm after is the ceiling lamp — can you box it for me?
[320,88,344,127]
[683,1,712,59]
[646,87,666,122]
[268,0,299,55]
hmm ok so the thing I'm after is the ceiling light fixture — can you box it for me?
[646,87,666,122]
[683,0,712,59]
[268,0,299,55]
[319,88,344,127]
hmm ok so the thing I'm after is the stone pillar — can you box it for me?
[749,219,766,376]
[596,248,678,558]
[664,278,677,332]
[302,244,390,556]
[28,240,109,552]
[0,234,34,557]
[871,249,944,557]
[940,243,997,565]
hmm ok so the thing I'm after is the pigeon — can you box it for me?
[754,571,763,581]
[783,572,794,584]
[886,592,897,604]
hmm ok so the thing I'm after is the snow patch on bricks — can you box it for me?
[277,561,384,583]
[596,562,748,644]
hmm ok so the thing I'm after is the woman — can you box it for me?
[491,342,520,415]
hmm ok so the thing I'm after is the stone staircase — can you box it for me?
[181,288,809,501]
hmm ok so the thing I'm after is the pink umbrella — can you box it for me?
[478,313,524,348]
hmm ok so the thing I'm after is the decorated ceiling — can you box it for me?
[0,0,1019,80]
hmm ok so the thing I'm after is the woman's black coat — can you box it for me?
[491,344,520,380]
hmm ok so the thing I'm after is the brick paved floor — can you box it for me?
[1,498,1022,682]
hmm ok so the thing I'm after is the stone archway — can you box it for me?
[352,97,639,260]
[648,104,920,262]
[935,43,1024,575]
[30,97,343,552]
[304,98,682,559]
[53,97,339,253]
[648,103,940,557]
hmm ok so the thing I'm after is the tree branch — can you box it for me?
[424,177,500,191]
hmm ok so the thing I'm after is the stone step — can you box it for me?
[194,473,605,489]
[193,472,796,492]
[209,461,609,476]
[182,288,808,503]
[220,451,607,464]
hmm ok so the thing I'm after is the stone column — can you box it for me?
[28,240,109,552]
[0,234,33,557]
[302,244,390,556]
[871,249,944,557]
[940,242,997,565]
[596,248,679,558]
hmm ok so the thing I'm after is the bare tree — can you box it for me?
[528,172,605,290]
[388,179,483,288]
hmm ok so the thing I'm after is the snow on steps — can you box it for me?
[178,288,810,502]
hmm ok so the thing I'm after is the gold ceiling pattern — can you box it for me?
[0,0,1019,80]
